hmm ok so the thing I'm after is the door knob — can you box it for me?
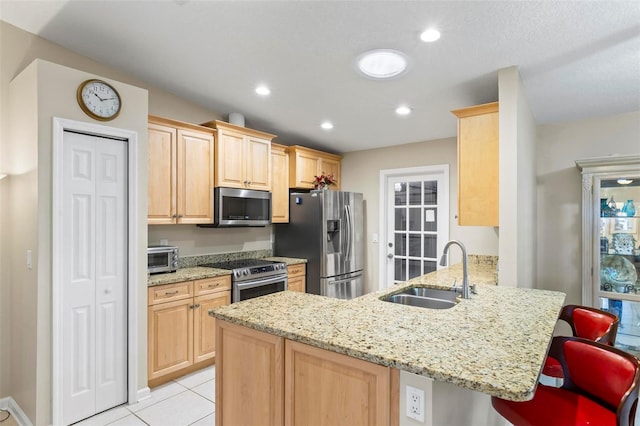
[387,253,393,259]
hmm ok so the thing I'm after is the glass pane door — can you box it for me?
[598,178,640,356]
[392,179,439,284]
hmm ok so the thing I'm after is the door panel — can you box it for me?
[383,168,448,288]
[63,131,127,424]
[64,138,97,422]
[148,123,177,224]
[216,130,245,188]
[194,292,230,363]
[246,136,271,190]
[71,306,92,396]
[343,192,364,275]
[178,129,213,223]
[95,137,127,412]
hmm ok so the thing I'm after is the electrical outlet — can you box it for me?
[406,385,425,422]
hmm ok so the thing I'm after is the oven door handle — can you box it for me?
[235,275,289,291]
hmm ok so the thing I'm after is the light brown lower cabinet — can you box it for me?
[148,276,231,387]
[287,264,306,293]
[215,320,398,426]
[216,321,284,425]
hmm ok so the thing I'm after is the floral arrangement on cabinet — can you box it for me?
[313,172,337,190]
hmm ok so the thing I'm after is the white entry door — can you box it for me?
[62,130,128,424]
[381,166,449,288]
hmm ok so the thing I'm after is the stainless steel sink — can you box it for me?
[400,287,459,303]
[380,287,459,309]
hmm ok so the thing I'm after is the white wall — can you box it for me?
[7,62,39,420]
[0,20,236,423]
[498,66,538,288]
[0,176,9,399]
[341,138,499,294]
[537,110,640,303]
[6,58,149,425]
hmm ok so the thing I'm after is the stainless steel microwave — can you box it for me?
[202,187,271,227]
[147,245,179,274]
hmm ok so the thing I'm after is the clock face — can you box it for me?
[77,79,121,121]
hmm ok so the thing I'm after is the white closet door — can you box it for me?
[62,131,127,424]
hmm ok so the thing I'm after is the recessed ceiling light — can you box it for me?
[395,106,412,116]
[420,28,441,42]
[255,85,271,96]
[356,49,408,79]
[617,179,633,185]
[321,121,334,130]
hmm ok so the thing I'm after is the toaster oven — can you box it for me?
[147,245,179,274]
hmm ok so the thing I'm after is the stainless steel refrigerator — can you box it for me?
[274,191,364,299]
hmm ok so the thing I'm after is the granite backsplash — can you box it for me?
[178,249,274,268]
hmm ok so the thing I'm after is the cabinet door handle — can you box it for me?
[172,214,177,218]
[208,283,220,288]
[190,304,200,309]
[177,214,183,218]
[164,290,179,296]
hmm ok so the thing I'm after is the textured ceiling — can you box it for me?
[2,0,639,153]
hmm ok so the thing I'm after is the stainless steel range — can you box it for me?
[200,259,288,303]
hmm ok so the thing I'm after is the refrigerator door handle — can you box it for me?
[345,204,352,262]
[327,275,360,286]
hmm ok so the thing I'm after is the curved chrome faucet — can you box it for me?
[439,240,471,299]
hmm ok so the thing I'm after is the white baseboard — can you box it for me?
[0,396,33,426]
[135,386,151,402]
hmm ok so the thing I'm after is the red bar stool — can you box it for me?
[492,336,640,426]
[542,304,619,379]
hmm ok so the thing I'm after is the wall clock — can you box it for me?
[76,79,122,121]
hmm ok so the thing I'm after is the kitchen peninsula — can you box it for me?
[209,262,565,425]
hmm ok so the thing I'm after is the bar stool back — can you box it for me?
[493,336,640,426]
[543,304,619,379]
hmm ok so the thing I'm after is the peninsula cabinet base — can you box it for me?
[215,320,399,426]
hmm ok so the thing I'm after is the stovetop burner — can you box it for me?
[200,258,287,282]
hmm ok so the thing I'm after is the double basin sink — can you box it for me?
[381,286,460,309]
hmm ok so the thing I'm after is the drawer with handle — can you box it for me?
[148,281,193,306]
[287,264,306,278]
[195,276,231,296]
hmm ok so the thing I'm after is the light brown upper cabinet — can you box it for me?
[148,115,214,225]
[451,102,499,226]
[288,145,342,190]
[201,120,275,191]
[271,143,290,223]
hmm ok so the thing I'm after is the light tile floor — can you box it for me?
[73,366,216,426]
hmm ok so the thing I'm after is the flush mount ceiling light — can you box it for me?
[617,179,634,185]
[356,49,408,79]
[321,121,334,130]
[420,28,441,42]
[255,85,271,96]
[395,105,412,116]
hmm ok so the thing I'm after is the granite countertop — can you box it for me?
[263,256,308,265]
[147,267,231,287]
[147,256,307,287]
[209,263,565,402]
